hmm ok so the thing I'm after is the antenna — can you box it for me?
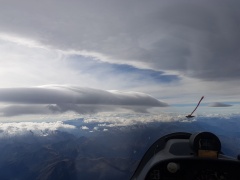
[186,96,204,118]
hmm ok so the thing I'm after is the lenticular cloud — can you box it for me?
[0,85,168,116]
[208,102,232,107]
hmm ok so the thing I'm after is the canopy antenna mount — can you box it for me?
[186,96,204,118]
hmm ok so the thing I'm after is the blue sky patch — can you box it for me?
[68,55,180,84]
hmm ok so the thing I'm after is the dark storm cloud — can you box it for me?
[208,102,232,107]
[0,0,239,81]
[0,86,168,116]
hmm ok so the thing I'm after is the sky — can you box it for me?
[0,0,240,121]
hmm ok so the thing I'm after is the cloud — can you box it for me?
[83,112,183,127]
[0,86,168,116]
[0,121,76,137]
[0,0,240,111]
[208,102,232,107]
[0,112,237,138]
[0,105,51,117]
[0,86,167,106]
[81,126,89,130]
[0,0,239,82]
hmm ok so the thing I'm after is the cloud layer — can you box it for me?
[0,121,75,137]
[0,112,187,136]
[208,102,232,107]
[0,0,239,111]
[0,0,239,81]
[0,86,167,116]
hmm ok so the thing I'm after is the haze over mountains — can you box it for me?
[0,115,239,179]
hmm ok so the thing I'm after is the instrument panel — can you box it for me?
[146,158,240,180]
[131,132,240,180]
